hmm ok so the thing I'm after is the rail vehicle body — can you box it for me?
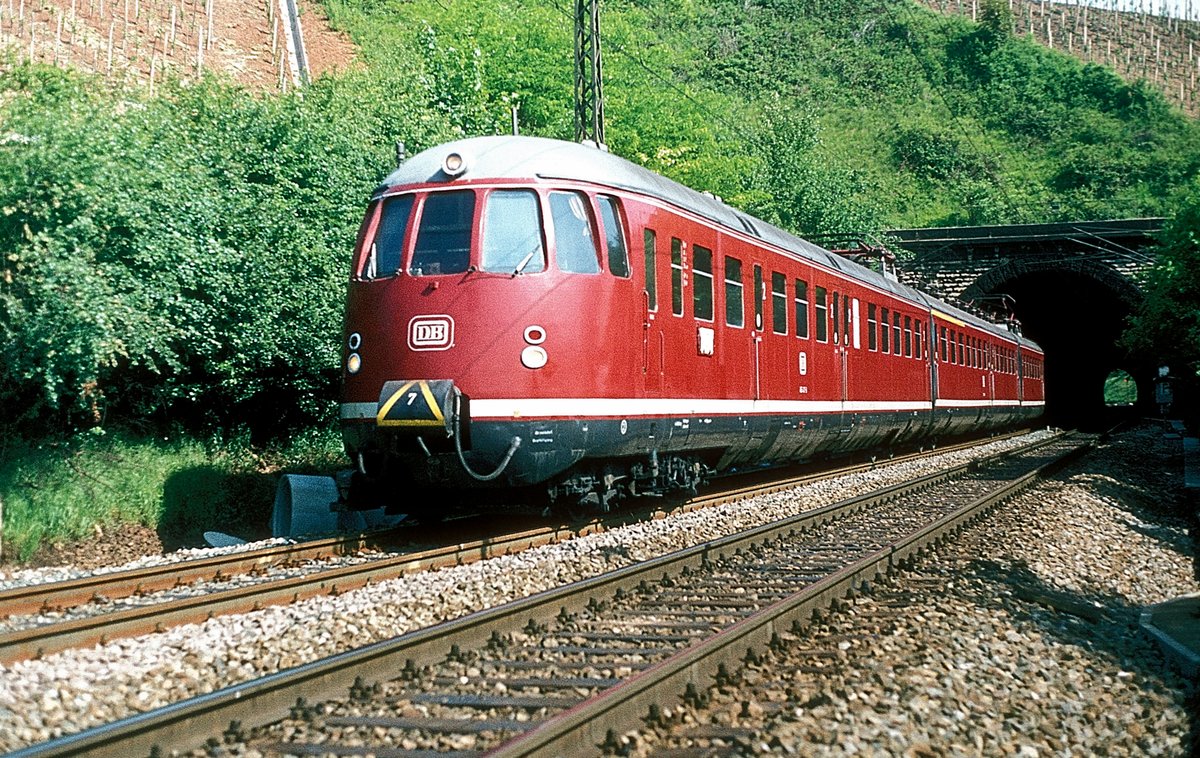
[337,136,1044,514]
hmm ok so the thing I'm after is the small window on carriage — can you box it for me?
[892,312,902,355]
[363,194,415,279]
[831,292,840,344]
[410,191,474,276]
[550,191,600,274]
[815,286,828,343]
[644,229,658,312]
[671,238,685,316]
[725,256,744,328]
[904,315,912,358]
[693,245,714,322]
[481,190,545,275]
[867,303,877,351]
[597,196,630,278]
[794,279,809,338]
[880,307,890,354]
[772,272,787,335]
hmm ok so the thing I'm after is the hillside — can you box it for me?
[920,0,1200,115]
[0,0,355,87]
[2,0,1199,559]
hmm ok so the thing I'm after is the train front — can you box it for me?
[337,137,638,511]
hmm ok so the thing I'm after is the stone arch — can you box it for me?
[960,258,1143,311]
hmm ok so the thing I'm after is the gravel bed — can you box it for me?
[0,431,1053,751]
[0,537,294,593]
[623,423,1198,756]
[0,552,387,636]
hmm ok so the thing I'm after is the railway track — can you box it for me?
[0,431,1031,664]
[11,430,1089,758]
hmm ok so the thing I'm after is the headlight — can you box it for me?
[442,152,467,178]
[346,353,362,374]
[521,345,548,370]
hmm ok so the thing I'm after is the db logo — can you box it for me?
[408,315,455,351]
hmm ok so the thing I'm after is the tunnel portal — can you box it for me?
[888,220,1161,428]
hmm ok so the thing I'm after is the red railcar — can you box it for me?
[337,136,1044,513]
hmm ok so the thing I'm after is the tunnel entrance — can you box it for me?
[888,219,1162,430]
[963,266,1143,429]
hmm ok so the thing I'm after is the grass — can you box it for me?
[0,426,346,562]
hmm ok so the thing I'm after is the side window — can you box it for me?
[914,321,923,359]
[693,245,714,322]
[880,307,891,354]
[904,315,912,358]
[481,189,544,274]
[597,195,630,278]
[940,327,948,362]
[550,191,599,274]
[362,194,414,279]
[843,295,853,346]
[831,292,840,345]
[815,286,828,343]
[671,238,685,316]
[411,190,474,276]
[867,303,877,351]
[771,272,787,335]
[754,265,764,330]
[643,229,658,312]
[892,312,902,355]
[794,279,809,338]
[725,256,744,328]
[957,332,964,365]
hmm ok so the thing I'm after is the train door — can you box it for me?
[752,264,764,400]
[927,315,939,418]
[987,341,996,405]
[641,227,663,394]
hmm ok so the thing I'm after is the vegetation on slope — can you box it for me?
[1,0,1198,557]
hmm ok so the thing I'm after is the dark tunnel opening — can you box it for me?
[981,270,1143,430]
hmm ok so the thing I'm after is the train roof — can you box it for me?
[381,136,1040,351]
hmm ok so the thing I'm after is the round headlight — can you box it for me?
[346,353,362,374]
[348,332,362,350]
[520,345,548,370]
[442,152,467,178]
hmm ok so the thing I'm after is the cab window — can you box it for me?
[410,191,474,276]
[480,190,544,274]
[597,195,630,278]
[550,191,600,274]
[362,194,414,279]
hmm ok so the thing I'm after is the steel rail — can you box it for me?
[0,522,587,663]
[8,431,1074,758]
[0,429,1032,664]
[493,436,1092,756]
[0,531,399,619]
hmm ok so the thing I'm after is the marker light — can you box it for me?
[347,353,362,374]
[521,346,548,370]
[348,332,362,350]
[442,152,467,178]
[523,325,546,345]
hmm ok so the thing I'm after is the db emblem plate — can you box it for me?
[408,315,455,351]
